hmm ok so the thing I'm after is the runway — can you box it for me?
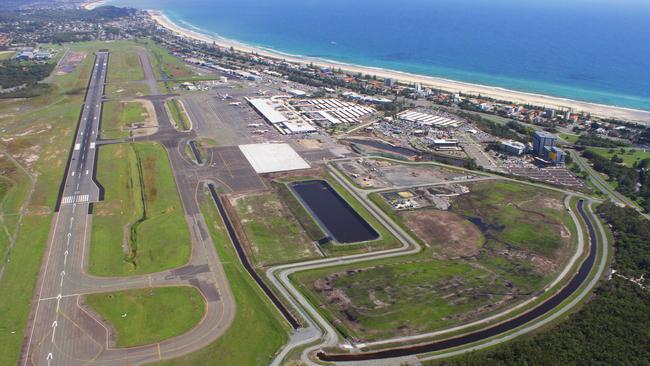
[21,51,237,366]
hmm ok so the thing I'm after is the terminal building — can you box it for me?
[246,98,317,135]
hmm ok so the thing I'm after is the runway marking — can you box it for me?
[51,321,57,343]
[148,275,153,287]
[40,293,82,302]
[61,195,89,205]
[157,343,162,360]
[55,293,63,311]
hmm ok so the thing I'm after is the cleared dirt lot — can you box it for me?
[401,210,483,258]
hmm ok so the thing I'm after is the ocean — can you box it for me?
[107,0,650,111]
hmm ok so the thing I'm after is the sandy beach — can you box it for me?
[82,0,109,10]
[148,10,650,124]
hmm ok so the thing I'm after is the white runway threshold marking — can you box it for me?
[61,195,89,205]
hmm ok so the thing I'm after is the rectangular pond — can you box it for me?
[290,180,379,243]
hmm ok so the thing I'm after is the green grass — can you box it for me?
[89,142,191,276]
[293,249,515,341]
[0,41,101,365]
[275,170,402,256]
[101,100,149,139]
[273,182,326,242]
[292,179,577,341]
[104,82,149,98]
[0,40,186,364]
[85,287,205,347]
[559,133,580,144]
[155,190,289,366]
[0,156,32,265]
[234,192,320,266]
[138,39,193,80]
[107,48,144,82]
[457,181,570,256]
[0,156,31,238]
[0,51,15,60]
[166,99,190,130]
[586,147,650,167]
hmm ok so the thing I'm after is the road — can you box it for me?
[21,51,236,366]
[266,158,609,365]
[571,150,650,220]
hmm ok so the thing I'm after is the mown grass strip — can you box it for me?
[155,191,289,366]
[166,99,190,131]
[85,286,205,347]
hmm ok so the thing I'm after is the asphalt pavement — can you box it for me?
[20,51,237,366]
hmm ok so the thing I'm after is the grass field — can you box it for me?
[272,169,402,256]
[293,180,576,341]
[155,191,289,366]
[0,161,30,266]
[0,39,195,364]
[101,100,149,139]
[104,82,149,98]
[233,192,321,266]
[107,48,144,82]
[559,133,580,144]
[273,182,326,242]
[166,99,190,130]
[0,156,32,242]
[0,40,106,364]
[293,249,517,341]
[454,181,572,259]
[85,287,205,347]
[139,39,193,80]
[586,147,650,167]
[90,142,191,276]
[0,51,15,60]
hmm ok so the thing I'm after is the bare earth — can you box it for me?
[401,210,483,258]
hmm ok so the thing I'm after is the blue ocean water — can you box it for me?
[108,0,650,111]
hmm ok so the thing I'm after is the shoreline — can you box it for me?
[81,0,108,10]
[148,10,650,124]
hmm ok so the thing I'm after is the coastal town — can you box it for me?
[0,1,649,366]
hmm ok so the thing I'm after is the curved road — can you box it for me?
[266,160,608,365]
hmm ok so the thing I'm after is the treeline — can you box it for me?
[433,202,650,366]
[597,203,650,277]
[582,150,650,211]
[455,111,523,142]
[0,60,54,89]
[575,133,630,148]
[0,6,135,23]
